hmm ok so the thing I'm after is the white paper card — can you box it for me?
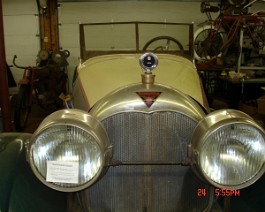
[46,161,79,184]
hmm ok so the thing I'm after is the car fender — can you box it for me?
[0,133,28,211]
[0,133,67,212]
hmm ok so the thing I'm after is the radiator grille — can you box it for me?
[104,112,195,162]
[83,111,213,211]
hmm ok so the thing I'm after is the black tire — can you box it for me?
[14,85,31,131]
[143,36,184,52]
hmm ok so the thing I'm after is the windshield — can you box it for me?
[79,22,194,60]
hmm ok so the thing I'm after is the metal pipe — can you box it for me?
[243,0,258,9]
[0,0,12,131]
[237,27,244,73]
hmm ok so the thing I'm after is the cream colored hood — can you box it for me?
[73,54,205,110]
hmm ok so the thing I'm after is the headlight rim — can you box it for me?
[28,109,111,192]
[190,109,265,190]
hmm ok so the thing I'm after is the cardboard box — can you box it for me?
[257,95,265,115]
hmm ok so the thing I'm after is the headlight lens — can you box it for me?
[191,109,265,189]
[28,109,110,192]
[201,124,265,185]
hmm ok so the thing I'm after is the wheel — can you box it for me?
[14,85,31,131]
[194,25,225,61]
[143,36,184,52]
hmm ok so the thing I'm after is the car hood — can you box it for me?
[73,54,205,110]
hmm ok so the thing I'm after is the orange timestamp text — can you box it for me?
[198,188,240,197]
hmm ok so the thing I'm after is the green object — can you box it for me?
[0,133,67,212]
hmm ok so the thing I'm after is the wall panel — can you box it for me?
[3,0,39,90]
[58,1,208,87]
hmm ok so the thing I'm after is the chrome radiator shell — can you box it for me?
[81,83,214,211]
[89,82,206,122]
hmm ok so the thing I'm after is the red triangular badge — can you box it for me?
[136,92,161,108]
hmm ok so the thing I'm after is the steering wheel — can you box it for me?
[143,36,184,52]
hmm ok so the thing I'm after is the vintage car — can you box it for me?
[1,22,265,212]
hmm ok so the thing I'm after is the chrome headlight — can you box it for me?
[28,109,111,192]
[190,109,265,189]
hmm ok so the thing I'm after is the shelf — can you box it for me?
[240,66,265,71]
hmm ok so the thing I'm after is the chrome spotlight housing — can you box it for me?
[190,109,265,190]
[27,109,111,192]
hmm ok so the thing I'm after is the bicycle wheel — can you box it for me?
[14,85,31,131]
[194,25,224,61]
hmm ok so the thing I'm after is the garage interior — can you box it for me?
[0,0,265,211]
[0,0,265,132]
